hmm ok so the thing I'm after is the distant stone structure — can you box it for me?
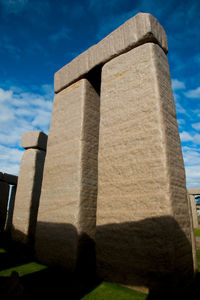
[11,131,47,245]
[188,188,200,229]
[33,12,195,292]
[0,172,18,232]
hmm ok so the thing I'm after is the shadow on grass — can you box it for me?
[1,214,199,299]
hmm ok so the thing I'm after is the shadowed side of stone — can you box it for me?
[11,131,47,245]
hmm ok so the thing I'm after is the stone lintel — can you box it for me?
[54,12,168,93]
[0,172,18,185]
[22,131,48,151]
[188,188,200,195]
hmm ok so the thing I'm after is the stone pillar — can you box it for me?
[35,79,100,273]
[96,42,194,291]
[12,131,47,245]
[5,185,17,233]
[0,181,9,231]
[189,194,199,229]
[187,194,198,273]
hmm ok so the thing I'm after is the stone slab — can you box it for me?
[187,194,198,273]
[12,149,46,244]
[22,131,48,151]
[54,13,168,93]
[0,172,18,185]
[5,185,16,233]
[35,78,100,273]
[189,195,199,229]
[96,43,193,291]
[188,188,200,195]
[0,181,9,231]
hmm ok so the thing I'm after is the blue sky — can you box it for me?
[0,0,200,188]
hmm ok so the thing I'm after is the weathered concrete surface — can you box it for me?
[187,194,198,273]
[0,181,9,231]
[22,130,48,151]
[189,195,199,229]
[54,13,168,93]
[188,188,200,195]
[12,149,46,244]
[96,43,193,291]
[35,79,100,272]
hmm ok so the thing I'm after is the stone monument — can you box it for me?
[34,12,194,292]
[12,131,47,245]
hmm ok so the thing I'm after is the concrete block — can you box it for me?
[96,43,193,291]
[12,149,46,244]
[0,181,9,231]
[189,195,199,229]
[35,78,100,273]
[54,13,168,93]
[22,131,48,151]
[188,188,200,195]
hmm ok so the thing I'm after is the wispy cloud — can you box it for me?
[192,122,200,131]
[49,27,71,42]
[180,131,200,144]
[181,145,200,188]
[0,0,28,14]
[171,78,185,90]
[184,86,200,98]
[0,85,53,174]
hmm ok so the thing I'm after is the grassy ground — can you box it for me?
[82,282,147,300]
[0,232,200,299]
[194,228,200,237]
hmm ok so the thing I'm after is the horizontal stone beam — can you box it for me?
[188,188,200,195]
[22,131,48,151]
[54,12,168,93]
[0,172,18,185]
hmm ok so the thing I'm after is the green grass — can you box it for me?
[0,248,6,253]
[0,262,47,277]
[194,228,200,237]
[81,281,147,300]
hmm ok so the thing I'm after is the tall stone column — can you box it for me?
[12,131,47,245]
[96,42,194,291]
[0,181,9,231]
[35,79,100,273]
[189,194,199,229]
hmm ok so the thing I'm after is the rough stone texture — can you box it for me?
[12,149,46,244]
[96,43,193,291]
[188,188,200,195]
[35,79,100,272]
[0,181,9,231]
[22,131,48,151]
[189,195,199,229]
[54,13,168,93]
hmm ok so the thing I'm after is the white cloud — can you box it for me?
[0,88,13,102]
[171,79,185,90]
[181,146,200,188]
[180,131,193,142]
[180,131,200,144]
[192,122,200,131]
[184,86,200,98]
[0,85,53,174]
[185,165,200,188]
